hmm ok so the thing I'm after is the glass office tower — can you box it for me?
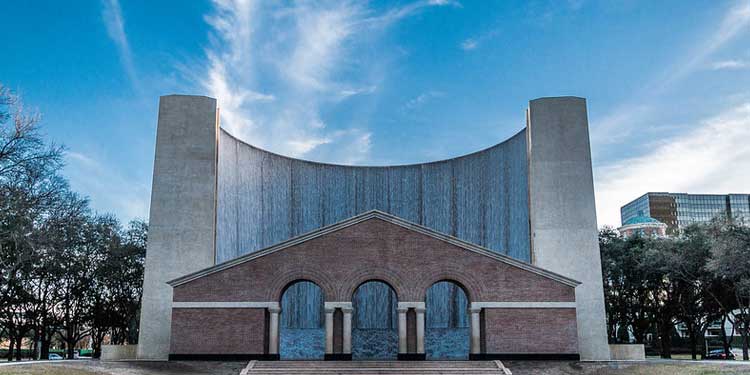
[621,193,750,233]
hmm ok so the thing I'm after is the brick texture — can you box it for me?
[170,218,577,355]
[173,218,574,303]
[170,308,265,354]
[483,308,578,354]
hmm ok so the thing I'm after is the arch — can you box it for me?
[339,267,406,301]
[415,268,485,302]
[267,268,337,302]
[279,280,325,360]
[424,280,471,360]
[351,280,399,360]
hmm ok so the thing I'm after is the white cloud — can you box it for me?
[460,38,477,51]
[594,103,750,227]
[591,2,750,145]
[64,151,150,221]
[201,0,456,163]
[403,90,445,111]
[711,59,749,70]
[101,0,138,86]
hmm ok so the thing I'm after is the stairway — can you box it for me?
[242,360,512,375]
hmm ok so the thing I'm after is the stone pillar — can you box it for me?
[397,307,408,355]
[342,306,353,355]
[325,307,334,355]
[268,306,281,357]
[137,95,218,360]
[415,306,425,355]
[527,97,610,360]
[470,307,481,356]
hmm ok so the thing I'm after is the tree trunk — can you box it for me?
[7,333,15,361]
[688,325,698,361]
[66,338,75,360]
[659,322,672,359]
[720,315,732,357]
[14,335,23,361]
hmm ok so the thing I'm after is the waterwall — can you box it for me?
[216,128,530,358]
[216,128,530,263]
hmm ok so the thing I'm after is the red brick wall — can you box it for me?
[171,218,578,356]
[483,308,578,354]
[173,218,574,303]
[170,308,265,354]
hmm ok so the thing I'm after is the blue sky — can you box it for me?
[2,0,749,227]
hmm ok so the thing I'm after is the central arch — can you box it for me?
[425,280,470,359]
[351,280,399,360]
[279,280,325,360]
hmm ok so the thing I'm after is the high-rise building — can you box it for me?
[621,193,750,232]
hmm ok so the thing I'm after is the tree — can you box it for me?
[0,85,65,360]
[707,220,750,360]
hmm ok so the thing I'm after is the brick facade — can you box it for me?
[170,215,578,358]
[484,308,578,354]
[170,308,266,356]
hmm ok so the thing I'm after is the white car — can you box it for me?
[48,353,64,360]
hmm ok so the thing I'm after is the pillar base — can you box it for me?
[397,353,426,361]
[324,353,352,361]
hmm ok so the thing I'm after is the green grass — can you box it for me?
[0,365,105,375]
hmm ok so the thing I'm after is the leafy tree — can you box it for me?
[707,219,750,360]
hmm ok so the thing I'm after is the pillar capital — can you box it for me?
[324,306,336,314]
[340,306,353,314]
[397,306,410,314]
[268,306,281,314]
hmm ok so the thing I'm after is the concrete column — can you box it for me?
[415,307,425,354]
[325,307,335,355]
[527,97,610,360]
[137,95,218,360]
[470,307,481,355]
[342,307,353,354]
[268,306,281,356]
[397,307,408,354]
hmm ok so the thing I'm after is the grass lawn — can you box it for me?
[0,364,106,375]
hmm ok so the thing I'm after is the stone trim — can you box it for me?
[324,302,353,309]
[397,302,426,309]
[471,302,576,309]
[172,302,280,309]
[167,211,580,288]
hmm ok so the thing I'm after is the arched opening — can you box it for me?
[351,280,398,360]
[279,280,325,360]
[425,280,470,360]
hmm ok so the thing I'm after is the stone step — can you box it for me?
[247,360,508,375]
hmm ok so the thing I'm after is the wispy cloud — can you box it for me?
[460,38,477,51]
[711,59,749,70]
[403,90,445,111]
[594,102,750,227]
[591,2,750,145]
[65,151,150,220]
[201,0,457,163]
[101,0,138,86]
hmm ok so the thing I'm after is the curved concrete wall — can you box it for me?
[216,129,530,264]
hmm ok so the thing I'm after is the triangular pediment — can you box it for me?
[168,210,580,287]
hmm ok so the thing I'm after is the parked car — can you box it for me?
[48,353,64,360]
[705,349,735,360]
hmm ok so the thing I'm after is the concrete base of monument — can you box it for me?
[397,353,426,360]
[168,354,279,361]
[609,344,645,360]
[324,354,353,360]
[101,345,138,361]
[470,353,581,360]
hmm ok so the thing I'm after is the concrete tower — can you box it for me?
[137,95,219,360]
[527,97,610,360]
